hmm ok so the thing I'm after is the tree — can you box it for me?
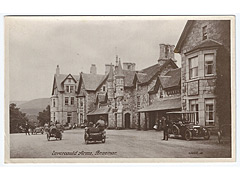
[37,105,50,126]
[9,103,28,133]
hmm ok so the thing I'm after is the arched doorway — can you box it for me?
[125,113,131,129]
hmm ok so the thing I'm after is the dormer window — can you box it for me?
[102,85,106,92]
[202,25,207,40]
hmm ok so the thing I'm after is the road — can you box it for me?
[10,128,231,158]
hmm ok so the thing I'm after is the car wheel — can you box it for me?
[185,130,192,141]
[172,125,180,136]
[204,130,210,140]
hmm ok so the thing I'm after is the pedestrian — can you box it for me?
[96,116,106,132]
[161,116,169,141]
[25,122,30,135]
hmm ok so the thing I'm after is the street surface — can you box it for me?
[10,128,231,158]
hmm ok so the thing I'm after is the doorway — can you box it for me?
[125,113,131,129]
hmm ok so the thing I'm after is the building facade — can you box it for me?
[51,44,181,129]
[174,20,231,130]
[50,65,79,125]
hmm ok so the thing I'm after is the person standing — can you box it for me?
[25,122,30,135]
[161,116,169,141]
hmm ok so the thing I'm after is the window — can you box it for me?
[65,97,69,105]
[205,99,215,126]
[67,112,72,123]
[53,112,55,122]
[70,86,74,93]
[71,97,74,105]
[189,99,199,124]
[68,78,71,83]
[202,25,207,40]
[189,56,198,79]
[53,99,55,107]
[205,54,214,76]
[80,99,83,108]
[137,96,140,108]
[102,85,106,92]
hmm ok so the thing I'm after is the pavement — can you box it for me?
[10,128,231,158]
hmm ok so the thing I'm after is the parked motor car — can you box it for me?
[217,124,231,144]
[63,123,72,130]
[80,122,87,128]
[167,111,210,141]
[32,127,44,135]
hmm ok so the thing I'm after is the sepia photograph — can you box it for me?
[4,16,235,163]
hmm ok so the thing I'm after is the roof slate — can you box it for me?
[185,39,222,54]
[82,73,107,91]
[137,59,177,84]
[138,97,181,112]
[159,68,181,89]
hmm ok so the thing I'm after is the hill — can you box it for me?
[17,98,51,116]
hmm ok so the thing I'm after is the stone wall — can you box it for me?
[180,20,230,128]
[182,20,230,53]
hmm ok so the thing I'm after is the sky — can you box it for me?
[7,16,187,101]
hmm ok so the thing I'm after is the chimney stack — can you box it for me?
[56,65,60,76]
[158,44,176,65]
[90,64,97,74]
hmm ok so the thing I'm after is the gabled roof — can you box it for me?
[137,59,178,84]
[185,39,222,54]
[174,20,194,53]
[52,74,79,94]
[159,68,181,89]
[81,73,108,91]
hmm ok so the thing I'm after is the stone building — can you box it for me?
[174,20,231,130]
[50,65,79,125]
[50,44,181,129]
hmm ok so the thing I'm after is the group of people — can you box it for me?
[87,116,106,132]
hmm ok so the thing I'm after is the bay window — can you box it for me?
[189,56,198,79]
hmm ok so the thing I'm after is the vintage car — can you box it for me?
[84,126,106,144]
[46,125,62,141]
[32,127,44,135]
[217,124,231,144]
[166,111,210,141]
